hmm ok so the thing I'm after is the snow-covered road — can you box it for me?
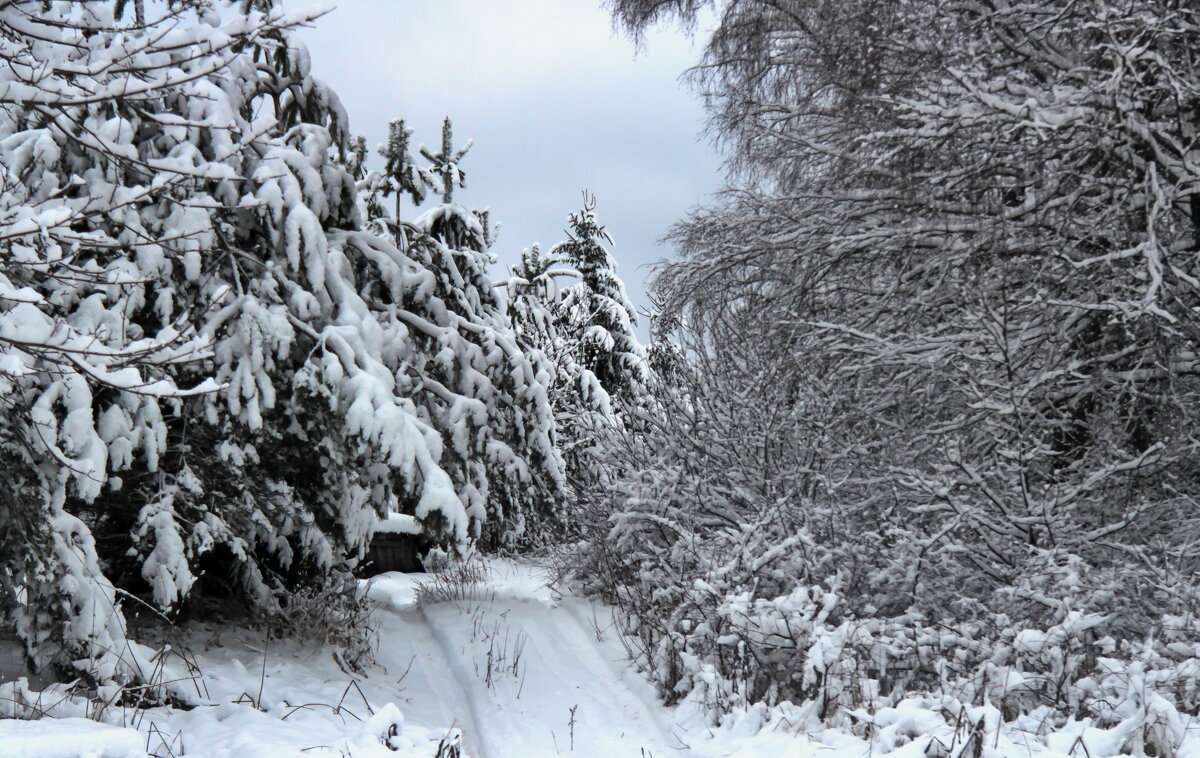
[366,564,693,757]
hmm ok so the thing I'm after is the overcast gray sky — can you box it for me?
[294,1,720,332]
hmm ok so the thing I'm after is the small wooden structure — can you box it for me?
[361,512,427,575]
[363,533,425,574]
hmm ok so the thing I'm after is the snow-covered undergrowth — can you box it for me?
[679,687,1200,758]
[11,558,1200,757]
[631,596,1200,758]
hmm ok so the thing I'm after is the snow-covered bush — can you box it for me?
[263,569,379,675]
[571,320,1200,750]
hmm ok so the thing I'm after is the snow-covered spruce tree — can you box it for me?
[502,195,656,499]
[0,3,563,682]
[518,197,648,495]
[595,0,1200,710]
[506,245,560,357]
[552,195,648,402]
[344,116,567,547]
[508,243,616,416]
[0,0,325,684]
[381,117,565,548]
[644,292,686,388]
[503,241,616,512]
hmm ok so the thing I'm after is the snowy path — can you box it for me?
[367,565,693,757]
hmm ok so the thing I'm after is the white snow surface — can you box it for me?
[0,718,145,758]
[362,561,689,757]
[372,512,422,536]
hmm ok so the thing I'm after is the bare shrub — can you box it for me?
[415,553,492,609]
[264,571,380,675]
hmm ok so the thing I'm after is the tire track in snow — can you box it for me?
[561,597,694,754]
[414,604,496,758]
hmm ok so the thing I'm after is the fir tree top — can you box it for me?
[379,118,432,218]
[420,117,472,204]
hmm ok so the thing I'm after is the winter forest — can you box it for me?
[0,0,1198,756]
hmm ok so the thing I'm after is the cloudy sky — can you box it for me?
[294,1,721,331]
